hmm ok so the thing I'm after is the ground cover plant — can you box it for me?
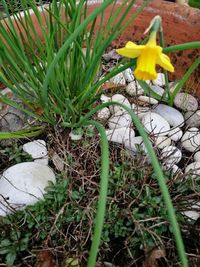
[0,0,200,266]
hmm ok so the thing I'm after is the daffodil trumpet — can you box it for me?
[116,17,174,81]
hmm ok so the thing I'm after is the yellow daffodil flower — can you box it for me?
[116,31,174,81]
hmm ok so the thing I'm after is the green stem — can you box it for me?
[76,102,188,267]
[163,41,200,53]
[85,120,109,267]
[159,27,171,103]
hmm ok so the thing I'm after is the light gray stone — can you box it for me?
[0,162,56,216]
[161,145,182,166]
[105,127,135,145]
[123,68,134,82]
[184,110,200,127]
[110,94,131,114]
[97,107,111,121]
[108,112,132,129]
[181,128,200,152]
[142,112,170,136]
[124,136,146,153]
[154,136,172,149]
[154,104,184,127]
[174,93,198,111]
[151,85,165,96]
[152,73,165,87]
[185,162,200,178]
[23,140,47,159]
[109,72,126,86]
[126,81,144,96]
[168,127,183,142]
[194,151,200,162]
[138,96,158,105]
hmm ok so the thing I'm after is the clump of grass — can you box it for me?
[0,133,199,267]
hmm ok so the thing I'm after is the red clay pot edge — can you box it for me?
[0,0,200,93]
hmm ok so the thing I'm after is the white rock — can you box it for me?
[105,127,135,144]
[142,112,170,136]
[174,93,198,111]
[163,164,182,175]
[181,208,200,221]
[69,130,83,140]
[161,145,182,166]
[194,151,200,162]
[185,162,200,178]
[154,104,184,127]
[152,73,165,86]
[132,105,150,119]
[181,128,200,152]
[110,94,131,114]
[109,72,126,86]
[97,107,111,121]
[0,162,56,216]
[151,85,165,96]
[34,156,49,166]
[124,136,146,153]
[169,81,180,93]
[100,94,111,103]
[184,110,200,127]
[126,81,144,96]
[23,140,47,159]
[138,96,158,105]
[108,112,132,129]
[168,127,183,142]
[154,136,172,149]
[123,68,134,82]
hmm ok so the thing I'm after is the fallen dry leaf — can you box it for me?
[142,248,166,267]
[35,250,58,267]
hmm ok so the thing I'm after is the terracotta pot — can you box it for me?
[1,0,200,93]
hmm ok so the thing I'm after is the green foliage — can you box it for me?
[0,143,32,163]
[0,0,149,128]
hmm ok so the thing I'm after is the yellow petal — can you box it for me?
[157,53,174,72]
[116,41,144,59]
[134,46,161,80]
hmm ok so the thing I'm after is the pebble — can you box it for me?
[109,72,126,86]
[138,96,158,105]
[124,136,146,153]
[126,81,144,96]
[174,93,198,111]
[23,139,47,159]
[154,136,172,149]
[168,127,183,142]
[123,68,134,82]
[0,162,56,216]
[142,112,170,136]
[108,112,132,129]
[105,127,135,144]
[181,207,200,221]
[110,94,131,114]
[97,107,111,121]
[163,164,182,175]
[181,127,200,152]
[194,151,200,162]
[100,94,111,103]
[185,162,200,178]
[151,85,165,96]
[154,104,184,127]
[132,105,150,119]
[160,145,182,166]
[184,110,200,127]
[152,73,165,87]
